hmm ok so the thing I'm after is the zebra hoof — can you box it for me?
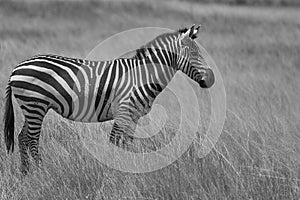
[20,165,29,176]
[34,155,42,166]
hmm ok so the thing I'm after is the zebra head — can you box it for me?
[177,25,215,88]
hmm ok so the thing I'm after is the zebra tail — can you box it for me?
[3,82,14,154]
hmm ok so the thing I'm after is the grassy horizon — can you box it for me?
[0,1,299,199]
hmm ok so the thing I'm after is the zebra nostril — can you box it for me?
[199,79,207,88]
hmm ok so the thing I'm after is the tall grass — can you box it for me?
[0,1,299,199]
[181,0,300,7]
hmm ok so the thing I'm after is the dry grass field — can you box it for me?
[0,0,299,199]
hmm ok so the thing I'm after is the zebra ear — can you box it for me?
[181,24,195,38]
[181,24,201,40]
[190,24,201,39]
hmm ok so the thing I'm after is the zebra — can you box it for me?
[3,24,215,174]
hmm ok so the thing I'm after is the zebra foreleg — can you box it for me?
[109,121,135,147]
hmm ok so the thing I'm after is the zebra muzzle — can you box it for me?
[199,68,215,88]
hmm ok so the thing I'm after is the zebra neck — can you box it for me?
[135,55,177,91]
[139,48,177,70]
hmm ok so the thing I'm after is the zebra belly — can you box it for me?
[65,95,119,123]
[65,111,114,123]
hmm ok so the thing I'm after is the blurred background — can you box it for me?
[0,0,299,199]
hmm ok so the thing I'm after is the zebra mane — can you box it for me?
[133,27,196,59]
[133,29,180,60]
[178,27,189,34]
[134,46,149,60]
[133,35,166,60]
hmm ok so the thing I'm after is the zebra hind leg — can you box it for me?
[21,104,47,170]
[18,120,30,175]
[27,119,43,167]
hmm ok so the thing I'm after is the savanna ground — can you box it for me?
[0,0,300,199]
